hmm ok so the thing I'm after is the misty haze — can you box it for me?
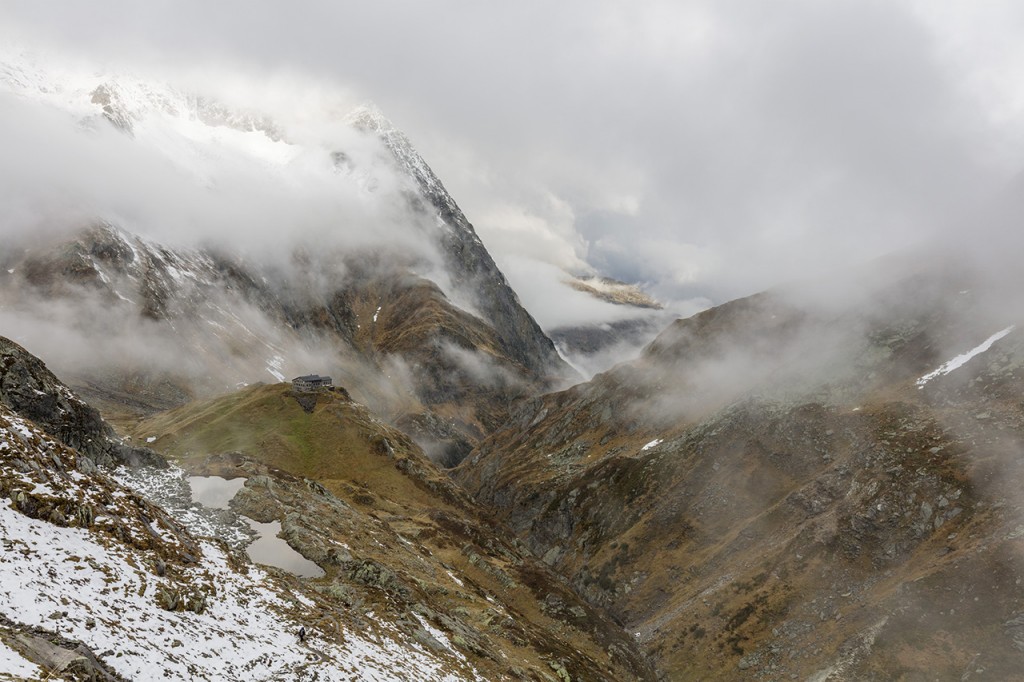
[2,2,1024,681]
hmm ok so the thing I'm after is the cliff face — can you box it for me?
[347,105,571,385]
[0,335,163,468]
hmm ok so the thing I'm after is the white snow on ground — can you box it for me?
[917,326,1016,388]
[0,414,481,681]
[112,465,251,549]
[0,503,473,681]
[373,306,382,323]
[267,355,286,382]
[146,436,157,443]
[413,613,468,663]
[0,638,42,680]
[641,438,663,451]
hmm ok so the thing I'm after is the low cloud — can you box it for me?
[5,2,1024,388]
[496,257,657,331]
[0,51,449,282]
[7,2,1022,311]
[0,275,427,421]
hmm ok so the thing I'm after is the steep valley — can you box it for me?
[8,252,1024,680]
[5,41,1024,682]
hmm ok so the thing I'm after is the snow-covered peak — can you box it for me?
[2,43,180,124]
[344,101,474,234]
[0,44,298,173]
[344,101,397,135]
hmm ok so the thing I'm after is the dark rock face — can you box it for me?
[347,106,572,386]
[0,336,163,467]
[0,613,128,682]
[396,410,475,468]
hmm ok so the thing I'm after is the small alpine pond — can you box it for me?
[187,476,325,578]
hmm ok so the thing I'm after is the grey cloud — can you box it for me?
[3,0,1023,311]
[0,83,445,278]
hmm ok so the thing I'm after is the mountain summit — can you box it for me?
[346,103,569,383]
[0,50,571,464]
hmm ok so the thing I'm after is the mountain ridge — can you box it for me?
[455,259,1024,679]
[0,48,572,465]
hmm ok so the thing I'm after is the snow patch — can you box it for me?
[266,354,286,382]
[917,326,1015,388]
[413,613,466,661]
[0,638,41,678]
[641,438,663,451]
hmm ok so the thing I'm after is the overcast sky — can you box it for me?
[5,0,1024,306]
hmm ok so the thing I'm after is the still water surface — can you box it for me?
[187,475,325,578]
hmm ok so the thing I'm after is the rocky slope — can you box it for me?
[129,380,654,680]
[0,399,484,681]
[456,256,1024,679]
[0,340,468,680]
[0,336,654,680]
[348,105,567,384]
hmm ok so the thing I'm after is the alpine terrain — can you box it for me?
[0,46,571,466]
[4,42,1024,682]
[457,254,1024,679]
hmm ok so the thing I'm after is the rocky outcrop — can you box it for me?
[0,613,128,682]
[90,83,135,135]
[0,336,163,467]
